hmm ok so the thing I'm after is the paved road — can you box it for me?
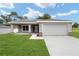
[0,26,11,34]
[44,36,79,56]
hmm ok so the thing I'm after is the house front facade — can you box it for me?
[8,19,72,36]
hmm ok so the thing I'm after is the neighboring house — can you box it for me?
[8,19,72,36]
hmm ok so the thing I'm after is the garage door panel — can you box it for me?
[42,23,67,36]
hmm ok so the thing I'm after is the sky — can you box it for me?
[0,3,79,23]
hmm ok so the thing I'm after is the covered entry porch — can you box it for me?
[11,23,42,36]
[18,24,39,33]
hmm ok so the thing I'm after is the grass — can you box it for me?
[0,33,49,56]
[70,27,79,38]
[72,28,79,32]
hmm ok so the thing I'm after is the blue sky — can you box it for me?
[0,3,79,23]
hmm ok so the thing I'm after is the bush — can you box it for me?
[72,22,79,28]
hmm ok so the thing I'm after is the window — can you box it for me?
[23,25,28,31]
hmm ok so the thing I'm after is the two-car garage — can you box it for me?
[39,21,72,36]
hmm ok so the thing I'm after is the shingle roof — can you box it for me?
[8,19,72,24]
[11,19,72,22]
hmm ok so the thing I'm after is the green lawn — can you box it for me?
[0,33,49,56]
[70,28,79,38]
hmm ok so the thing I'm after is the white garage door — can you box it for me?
[42,23,68,36]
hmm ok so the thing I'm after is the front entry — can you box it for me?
[21,24,39,33]
[22,25,29,32]
[31,24,39,33]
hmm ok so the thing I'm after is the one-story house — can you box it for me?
[8,19,72,36]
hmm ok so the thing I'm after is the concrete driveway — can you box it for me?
[44,36,79,56]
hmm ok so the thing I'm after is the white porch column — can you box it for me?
[29,24,31,33]
[11,24,13,32]
[14,25,19,33]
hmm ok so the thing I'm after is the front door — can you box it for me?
[31,24,39,33]
[22,25,29,32]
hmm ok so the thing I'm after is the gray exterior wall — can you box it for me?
[39,24,42,32]
[18,25,22,32]
[67,23,72,32]
[11,24,19,33]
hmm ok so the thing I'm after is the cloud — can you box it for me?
[35,3,56,8]
[0,3,14,9]
[61,3,65,6]
[57,3,65,7]
[23,7,43,19]
[0,9,10,15]
[57,10,79,16]
[24,7,57,19]
[51,15,56,18]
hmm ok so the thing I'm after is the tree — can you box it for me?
[0,12,27,24]
[0,19,3,24]
[9,12,17,17]
[23,16,27,19]
[42,14,51,19]
[0,12,18,24]
[18,16,23,20]
[0,15,11,23]
[8,12,18,21]
[37,13,51,19]
[18,16,27,21]
[37,16,43,19]
[72,22,79,28]
[9,12,27,21]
